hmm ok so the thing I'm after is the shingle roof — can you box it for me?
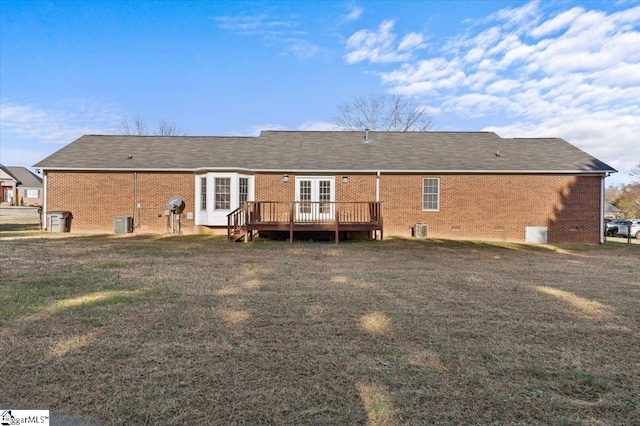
[605,203,621,213]
[34,131,616,174]
[0,165,43,187]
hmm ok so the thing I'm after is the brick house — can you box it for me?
[0,164,44,206]
[34,131,616,243]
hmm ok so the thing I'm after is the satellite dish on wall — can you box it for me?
[166,196,185,214]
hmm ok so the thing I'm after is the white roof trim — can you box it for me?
[38,166,616,175]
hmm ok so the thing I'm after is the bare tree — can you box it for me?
[336,93,434,132]
[157,120,187,136]
[119,116,184,136]
[631,161,640,182]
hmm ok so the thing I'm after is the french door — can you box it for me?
[295,177,335,222]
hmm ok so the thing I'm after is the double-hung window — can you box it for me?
[215,177,231,210]
[200,177,207,210]
[238,177,249,205]
[422,178,440,211]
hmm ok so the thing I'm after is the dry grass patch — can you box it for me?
[1,235,639,425]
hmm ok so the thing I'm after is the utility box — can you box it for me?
[114,216,134,233]
[526,226,548,244]
[47,211,72,232]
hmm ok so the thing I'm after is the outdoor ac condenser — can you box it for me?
[114,216,134,233]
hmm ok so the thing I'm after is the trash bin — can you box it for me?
[47,211,72,232]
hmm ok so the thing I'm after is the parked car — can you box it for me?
[605,219,625,236]
[616,219,640,238]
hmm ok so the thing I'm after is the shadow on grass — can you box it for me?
[386,236,550,252]
[0,223,42,232]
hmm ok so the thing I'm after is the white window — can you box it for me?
[422,178,440,211]
[200,177,207,210]
[239,177,249,205]
[215,177,231,210]
[25,189,40,198]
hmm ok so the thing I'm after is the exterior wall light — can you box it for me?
[283,174,289,183]
[342,176,349,183]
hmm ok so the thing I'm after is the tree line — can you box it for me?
[606,162,640,218]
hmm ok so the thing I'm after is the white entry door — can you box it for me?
[295,177,335,222]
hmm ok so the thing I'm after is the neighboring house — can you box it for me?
[0,164,44,206]
[604,202,621,219]
[34,131,616,244]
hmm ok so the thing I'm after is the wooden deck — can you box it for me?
[228,201,383,243]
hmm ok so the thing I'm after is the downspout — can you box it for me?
[600,174,606,244]
[133,172,138,229]
[43,172,47,230]
[375,171,381,240]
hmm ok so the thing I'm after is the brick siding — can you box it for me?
[46,171,602,243]
[46,171,195,233]
[380,174,601,243]
[255,173,377,202]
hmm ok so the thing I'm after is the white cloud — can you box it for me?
[344,20,425,64]
[0,101,123,144]
[484,111,640,178]
[529,7,583,38]
[485,79,520,94]
[245,121,338,135]
[491,0,540,30]
[298,120,337,131]
[345,1,640,183]
[342,4,363,23]
[398,32,425,51]
[215,14,318,60]
[245,124,289,136]
[282,38,319,59]
[214,15,294,34]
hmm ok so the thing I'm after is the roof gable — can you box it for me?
[0,165,42,186]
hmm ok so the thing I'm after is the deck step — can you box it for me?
[230,228,248,242]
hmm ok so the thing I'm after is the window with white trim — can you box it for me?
[200,177,207,210]
[25,189,40,198]
[215,177,231,210]
[422,178,440,211]
[239,177,248,205]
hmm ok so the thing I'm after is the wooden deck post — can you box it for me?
[289,202,294,243]
[379,202,383,241]
[335,205,340,244]
[244,202,249,243]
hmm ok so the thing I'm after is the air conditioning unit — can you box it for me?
[114,216,134,233]
[414,223,428,238]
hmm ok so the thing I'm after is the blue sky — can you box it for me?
[1,0,638,185]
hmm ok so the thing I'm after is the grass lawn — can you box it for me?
[1,231,639,425]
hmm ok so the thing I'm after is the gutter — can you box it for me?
[37,167,618,175]
[133,172,138,229]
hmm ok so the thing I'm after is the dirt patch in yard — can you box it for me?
[1,235,638,425]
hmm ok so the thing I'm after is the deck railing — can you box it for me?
[228,201,382,241]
